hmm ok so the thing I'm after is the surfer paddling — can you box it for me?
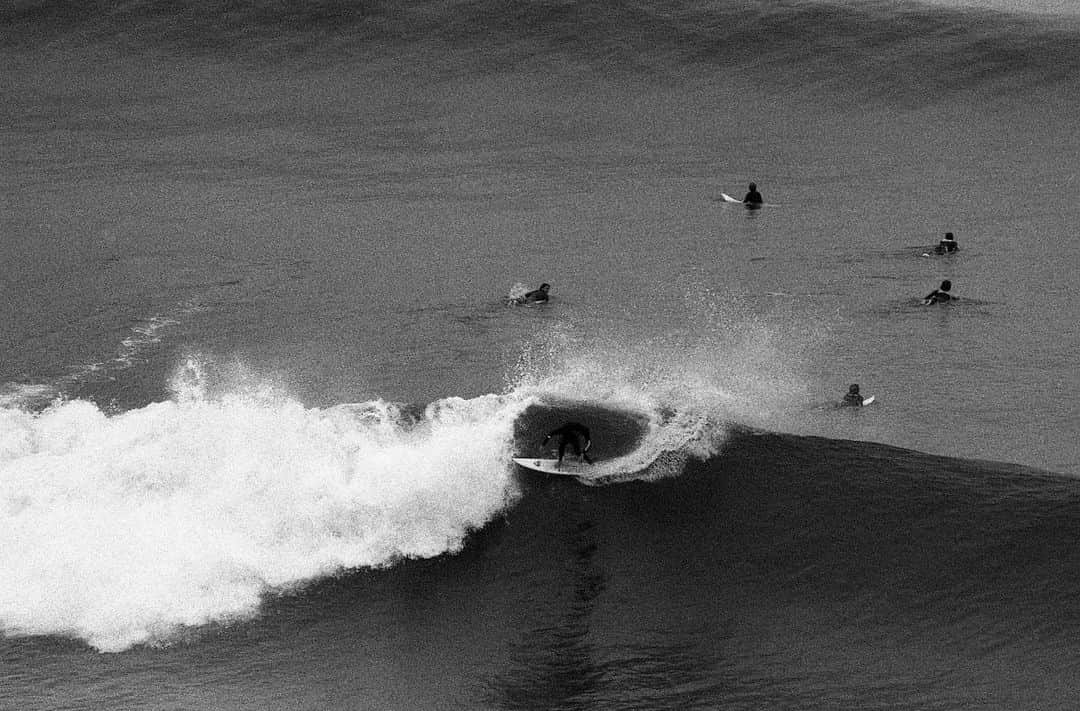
[923,280,954,305]
[542,422,593,467]
[511,283,550,305]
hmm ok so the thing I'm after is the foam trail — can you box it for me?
[0,361,530,652]
[1,300,205,410]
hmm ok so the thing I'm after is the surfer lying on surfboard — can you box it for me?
[542,422,593,467]
[509,283,550,305]
[923,280,954,305]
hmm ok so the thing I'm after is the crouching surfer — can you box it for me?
[543,422,593,467]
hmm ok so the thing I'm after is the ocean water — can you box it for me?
[4,0,1080,708]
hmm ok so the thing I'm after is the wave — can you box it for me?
[3,277,1066,652]
[0,291,819,652]
[4,337,1075,652]
[0,342,734,651]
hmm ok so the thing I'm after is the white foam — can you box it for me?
[0,363,530,652]
[505,282,530,302]
[0,383,59,410]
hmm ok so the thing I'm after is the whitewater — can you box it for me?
[1,362,513,649]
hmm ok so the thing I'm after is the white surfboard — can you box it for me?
[721,192,773,207]
[837,395,875,408]
[512,457,592,476]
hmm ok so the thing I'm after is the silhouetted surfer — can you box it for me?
[743,182,763,206]
[933,232,959,254]
[542,422,592,467]
[841,384,864,407]
[923,280,954,305]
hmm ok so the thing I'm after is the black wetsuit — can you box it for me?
[842,392,863,406]
[924,289,952,304]
[743,190,763,205]
[543,422,592,465]
[522,288,549,303]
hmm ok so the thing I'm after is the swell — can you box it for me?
[6,0,1080,100]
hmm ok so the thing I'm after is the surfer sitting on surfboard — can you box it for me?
[542,422,593,467]
[933,232,958,254]
[841,384,864,407]
[923,280,954,305]
[742,182,763,206]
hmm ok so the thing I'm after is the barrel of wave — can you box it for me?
[511,396,722,484]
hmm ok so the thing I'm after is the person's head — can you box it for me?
[940,280,951,291]
[748,182,757,191]
[848,384,860,393]
[539,283,550,292]
[944,232,954,241]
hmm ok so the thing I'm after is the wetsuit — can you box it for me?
[842,392,863,407]
[743,190,763,205]
[924,289,952,304]
[543,422,592,465]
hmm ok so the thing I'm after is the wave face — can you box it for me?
[6,0,1080,102]
[475,428,1080,709]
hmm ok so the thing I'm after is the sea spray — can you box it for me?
[503,283,825,481]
